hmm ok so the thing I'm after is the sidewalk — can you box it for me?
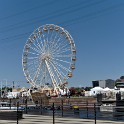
[0,114,124,124]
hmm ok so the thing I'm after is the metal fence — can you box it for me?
[0,99,124,124]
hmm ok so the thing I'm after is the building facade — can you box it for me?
[92,79,115,89]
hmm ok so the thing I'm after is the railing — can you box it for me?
[0,99,124,124]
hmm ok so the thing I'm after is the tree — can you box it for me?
[84,87,92,91]
[120,76,124,79]
[69,87,76,96]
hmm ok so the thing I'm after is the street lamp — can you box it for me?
[1,81,2,98]
[3,79,8,97]
[2,79,7,88]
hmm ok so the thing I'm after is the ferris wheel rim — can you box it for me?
[22,24,76,89]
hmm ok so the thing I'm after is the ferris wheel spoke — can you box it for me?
[50,37,61,53]
[34,36,43,52]
[27,56,39,59]
[57,33,67,45]
[27,58,39,65]
[28,65,38,73]
[48,60,64,84]
[31,39,42,51]
[50,31,61,50]
[43,40,47,53]
[27,61,38,69]
[49,41,57,54]
[33,61,43,82]
[57,49,71,55]
[49,61,64,83]
[51,64,66,80]
[39,35,49,54]
[46,32,51,54]
[27,62,39,73]
[58,40,70,52]
[56,47,71,54]
[27,51,40,56]
[53,54,72,58]
[36,68,46,86]
[30,46,42,54]
[40,34,48,47]
[37,34,45,53]
[52,37,67,54]
[49,31,60,53]
[46,29,50,44]
[57,42,69,52]
[52,59,71,72]
[27,60,39,66]
[52,58,71,64]
[58,42,70,49]
[27,62,38,69]
[49,29,55,44]
[49,30,65,55]
[37,34,47,53]
[51,33,63,50]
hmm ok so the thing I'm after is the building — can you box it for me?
[92,79,115,89]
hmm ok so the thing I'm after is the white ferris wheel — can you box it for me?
[22,24,76,95]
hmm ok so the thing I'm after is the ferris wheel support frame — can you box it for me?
[45,60,60,95]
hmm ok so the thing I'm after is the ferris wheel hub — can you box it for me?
[41,53,51,61]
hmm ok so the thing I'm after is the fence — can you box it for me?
[0,99,124,124]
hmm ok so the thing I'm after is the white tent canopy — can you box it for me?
[90,87,103,96]
[103,87,111,91]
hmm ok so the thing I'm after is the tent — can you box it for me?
[90,87,103,96]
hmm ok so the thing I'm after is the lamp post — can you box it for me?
[3,79,7,88]
[2,79,8,98]
[1,81,2,98]
[13,81,15,90]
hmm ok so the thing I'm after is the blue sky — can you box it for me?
[0,0,124,88]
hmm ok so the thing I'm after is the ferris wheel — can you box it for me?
[22,24,76,95]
